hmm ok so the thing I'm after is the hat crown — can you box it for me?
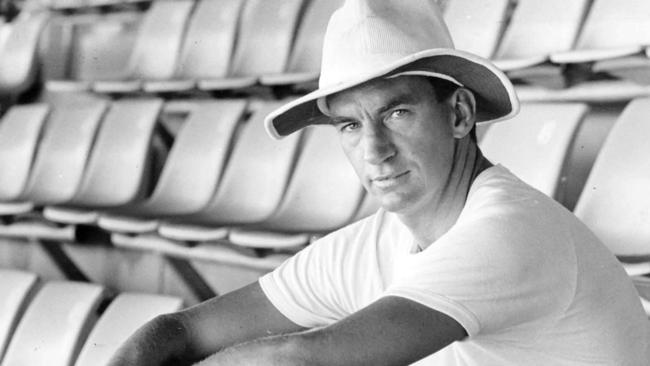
[320,0,454,88]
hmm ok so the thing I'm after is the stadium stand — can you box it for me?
[0,103,49,205]
[260,0,342,87]
[154,99,303,242]
[74,292,183,366]
[1,0,650,362]
[227,125,364,249]
[551,0,650,64]
[493,0,590,88]
[143,0,246,93]
[197,0,305,91]
[92,0,195,94]
[44,11,141,92]
[572,98,650,312]
[443,0,511,59]
[92,99,246,233]
[0,11,49,99]
[1,281,106,366]
[0,269,37,362]
[479,103,588,201]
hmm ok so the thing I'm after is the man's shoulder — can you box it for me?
[462,165,570,222]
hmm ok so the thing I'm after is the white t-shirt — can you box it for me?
[259,165,649,365]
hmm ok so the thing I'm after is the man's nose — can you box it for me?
[362,125,395,164]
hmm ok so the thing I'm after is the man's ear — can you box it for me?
[449,88,477,139]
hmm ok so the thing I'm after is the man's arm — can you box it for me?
[107,281,306,366]
[195,295,467,366]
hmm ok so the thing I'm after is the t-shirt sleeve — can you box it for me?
[258,215,382,328]
[383,214,577,337]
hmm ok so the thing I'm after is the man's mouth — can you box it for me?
[371,171,409,189]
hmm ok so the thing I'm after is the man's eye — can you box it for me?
[340,122,360,132]
[390,109,408,119]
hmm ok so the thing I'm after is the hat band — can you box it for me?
[316,71,464,115]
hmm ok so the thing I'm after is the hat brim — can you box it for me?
[264,48,520,140]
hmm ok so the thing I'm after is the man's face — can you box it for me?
[326,76,456,214]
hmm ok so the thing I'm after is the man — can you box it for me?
[109,0,648,365]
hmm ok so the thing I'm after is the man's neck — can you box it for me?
[399,139,491,250]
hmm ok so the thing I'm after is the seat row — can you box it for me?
[0,268,183,366]
[2,97,650,312]
[4,0,650,101]
[0,96,373,269]
[1,94,649,276]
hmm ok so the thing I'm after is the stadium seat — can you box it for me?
[227,125,363,249]
[155,99,302,242]
[74,293,183,366]
[0,103,50,203]
[92,0,195,94]
[573,98,650,271]
[198,0,305,91]
[0,12,49,96]
[92,99,246,233]
[44,98,164,225]
[494,0,588,71]
[480,103,589,199]
[1,281,106,366]
[0,269,37,362]
[0,95,107,241]
[260,0,343,87]
[144,0,245,93]
[21,98,108,205]
[493,0,589,88]
[443,0,510,59]
[551,0,650,64]
[45,12,141,92]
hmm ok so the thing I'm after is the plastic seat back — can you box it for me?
[229,0,304,77]
[0,269,37,362]
[494,0,589,63]
[443,0,510,58]
[572,0,650,52]
[135,99,246,215]
[1,281,105,366]
[128,0,194,80]
[261,0,343,85]
[0,13,49,94]
[74,293,182,366]
[574,98,650,257]
[262,125,363,232]
[196,100,303,224]
[174,0,244,80]
[70,98,163,206]
[480,103,588,198]
[71,13,140,82]
[0,104,50,201]
[22,98,108,204]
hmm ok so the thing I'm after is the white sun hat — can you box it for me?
[264,0,519,140]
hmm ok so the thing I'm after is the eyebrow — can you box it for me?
[376,93,419,115]
[328,92,419,125]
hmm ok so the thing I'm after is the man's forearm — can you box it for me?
[193,331,311,366]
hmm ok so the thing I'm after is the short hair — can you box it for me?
[427,77,477,142]
[428,77,460,102]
